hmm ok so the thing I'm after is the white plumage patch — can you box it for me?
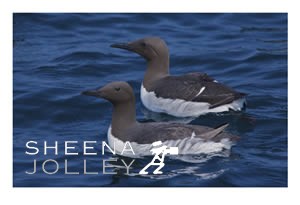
[140,85,245,117]
[107,126,233,158]
[195,86,206,98]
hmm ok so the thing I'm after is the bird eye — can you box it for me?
[141,42,146,47]
[114,87,120,91]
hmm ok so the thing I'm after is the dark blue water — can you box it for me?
[13,13,287,187]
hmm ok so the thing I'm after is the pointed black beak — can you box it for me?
[81,90,101,97]
[110,43,133,51]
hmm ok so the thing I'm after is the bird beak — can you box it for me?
[110,43,133,51]
[81,90,102,98]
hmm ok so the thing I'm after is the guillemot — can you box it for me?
[111,37,246,118]
[82,81,239,155]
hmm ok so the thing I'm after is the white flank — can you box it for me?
[141,85,245,117]
[107,126,233,158]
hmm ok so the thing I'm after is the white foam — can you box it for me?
[140,85,245,117]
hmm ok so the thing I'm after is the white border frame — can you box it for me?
[1,1,297,205]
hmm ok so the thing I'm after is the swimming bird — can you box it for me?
[111,37,246,118]
[82,81,239,155]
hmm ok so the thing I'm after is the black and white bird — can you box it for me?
[82,81,239,156]
[111,37,246,118]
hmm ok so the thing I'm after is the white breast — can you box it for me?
[140,85,245,117]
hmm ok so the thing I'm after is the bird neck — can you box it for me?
[111,101,137,136]
[143,56,170,89]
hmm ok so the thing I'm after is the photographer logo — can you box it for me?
[139,141,178,175]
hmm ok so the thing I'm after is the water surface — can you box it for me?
[13,13,287,187]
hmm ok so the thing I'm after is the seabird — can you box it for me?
[111,37,247,117]
[82,81,239,155]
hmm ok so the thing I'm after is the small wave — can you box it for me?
[240,26,285,33]
[172,150,231,163]
[53,51,107,62]
[194,169,226,180]
[244,52,286,63]
[256,47,287,55]
[126,165,227,181]
[141,106,195,123]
